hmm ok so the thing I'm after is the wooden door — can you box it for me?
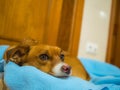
[0,0,84,57]
[106,0,120,67]
[0,0,50,42]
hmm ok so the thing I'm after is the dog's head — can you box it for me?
[4,45,72,77]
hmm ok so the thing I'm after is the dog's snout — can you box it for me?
[61,64,71,74]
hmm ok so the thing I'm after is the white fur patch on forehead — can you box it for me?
[52,62,71,77]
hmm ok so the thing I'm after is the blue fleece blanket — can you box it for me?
[0,45,120,90]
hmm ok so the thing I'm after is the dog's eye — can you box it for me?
[60,54,64,61]
[39,54,49,60]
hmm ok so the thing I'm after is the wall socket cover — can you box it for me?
[86,42,98,54]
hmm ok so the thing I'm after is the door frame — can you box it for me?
[69,0,84,57]
[106,0,118,63]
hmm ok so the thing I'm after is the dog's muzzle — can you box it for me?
[52,63,72,77]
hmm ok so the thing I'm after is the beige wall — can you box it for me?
[78,0,112,62]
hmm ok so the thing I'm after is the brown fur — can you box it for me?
[65,57,90,80]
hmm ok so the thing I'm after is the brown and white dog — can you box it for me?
[4,45,72,77]
[4,44,90,79]
[2,40,90,89]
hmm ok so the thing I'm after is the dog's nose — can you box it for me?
[61,64,71,74]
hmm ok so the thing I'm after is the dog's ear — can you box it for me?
[4,45,30,65]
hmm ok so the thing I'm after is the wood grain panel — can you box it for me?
[69,0,84,56]
[57,0,84,56]
[106,0,117,63]
[112,0,120,67]
[43,0,63,45]
[106,0,120,67]
[0,39,18,45]
[0,79,3,90]
[57,0,75,51]
[0,0,49,42]
[0,0,84,57]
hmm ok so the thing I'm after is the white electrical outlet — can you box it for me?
[86,42,98,54]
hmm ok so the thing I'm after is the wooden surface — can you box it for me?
[69,0,84,56]
[0,0,84,57]
[0,0,49,42]
[106,0,117,63]
[0,79,3,90]
[57,0,75,51]
[0,79,9,90]
[106,0,120,67]
[57,0,84,56]
[112,0,120,67]
[44,0,63,46]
